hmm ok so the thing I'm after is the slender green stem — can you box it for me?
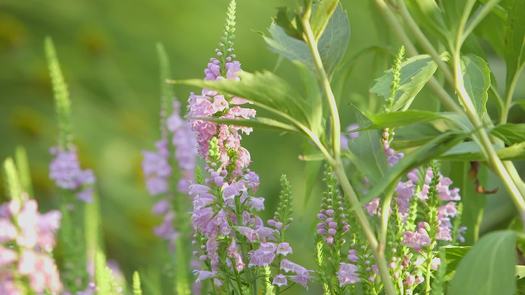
[301,5,396,293]
[452,53,525,213]
[462,0,502,43]
[302,11,341,160]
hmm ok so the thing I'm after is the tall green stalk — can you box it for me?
[301,6,396,294]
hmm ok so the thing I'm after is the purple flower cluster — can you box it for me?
[142,99,197,244]
[316,208,349,245]
[337,263,359,287]
[403,222,431,251]
[49,146,95,202]
[187,51,309,288]
[142,140,171,196]
[0,198,62,294]
[167,100,197,193]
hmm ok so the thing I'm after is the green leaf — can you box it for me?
[317,5,350,75]
[370,55,438,111]
[440,141,525,161]
[346,108,388,187]
[361,132,466,204]
[443,245,471,276]
[504,0,525,83]
[265,5,349,75]
[461,54,491,115]
[439,0,477,38]
[264,23,313,69]
[366,110,452,130]
[173,71,315,132]
[449,162,486,244]
[491,123,525,145]
[449,231,517,295]
[310,0,339,40]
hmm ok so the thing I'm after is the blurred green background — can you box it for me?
[1,0,524,293]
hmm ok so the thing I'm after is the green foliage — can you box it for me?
[3,158,22,201]
[133,271,143,295]
[345,107,388,187]
[366,110,454,130]
[449,231,517,295]
[264,5,349,75]
[460,54,491,115]
[491,123,525,145]
[310,0,339,40]
[45,37,72,150]
[443,245,471,276]
[370,55,438,111]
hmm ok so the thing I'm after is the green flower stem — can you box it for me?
[373,0,462,113]
[302,9,341,160]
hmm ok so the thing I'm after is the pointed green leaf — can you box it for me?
[172,71,314,132]
[461,54,491,115]
[265,5,349,75]
[370,55,438,111]
[316,5,350,75]
[366,110,453,130]
[310,0,339,40]
[443,245,471,276]
[449,231,517,295]
[440,141,525,161]
[346,108,388,187]
[491,123,525,145]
